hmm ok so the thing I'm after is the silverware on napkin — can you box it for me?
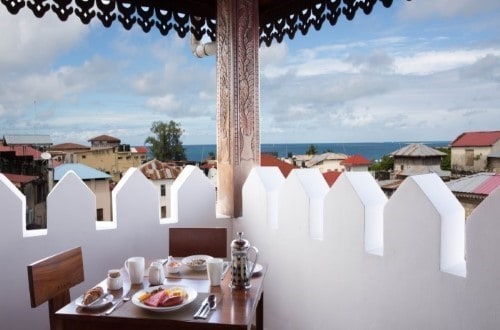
[195,294,216,319]
[198,294,216,319]
[193,296,209,319]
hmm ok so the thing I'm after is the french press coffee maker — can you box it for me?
[231,232,259,289]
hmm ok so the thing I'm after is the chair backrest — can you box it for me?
[169,227,228,258]
[27,246,84,330]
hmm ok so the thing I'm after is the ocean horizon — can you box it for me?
[183,141,450,163]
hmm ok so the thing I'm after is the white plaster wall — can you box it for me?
[0,167,231,330]
[2,167,500,330]
[451,146,491,172]
[240,168,499,329]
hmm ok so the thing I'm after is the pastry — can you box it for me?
[82,286,104,305]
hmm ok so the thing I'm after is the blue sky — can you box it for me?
[0,0,499,146]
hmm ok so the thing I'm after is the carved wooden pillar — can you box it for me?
[216,0,260,217]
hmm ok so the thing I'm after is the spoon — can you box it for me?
[208,294,216,310]
[105,294,131,315]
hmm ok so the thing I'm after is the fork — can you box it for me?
[104,293,131,315]
[198,294,216,319]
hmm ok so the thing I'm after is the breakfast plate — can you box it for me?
[132,285,197,312]
[182,255,213,271]
[75,293,113,309]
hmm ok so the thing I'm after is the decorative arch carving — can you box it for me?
[1,0,397,46]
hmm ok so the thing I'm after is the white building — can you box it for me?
[138,159,181,218]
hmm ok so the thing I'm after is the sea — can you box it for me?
[183,141,450,163]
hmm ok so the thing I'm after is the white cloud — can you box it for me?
[393,49,500,75]
[146,94,182,112]
[330,108,375,128]
[0,10,88,70]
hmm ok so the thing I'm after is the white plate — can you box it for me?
[182,255,212,271]
[131,285,197,312]
[76,293,113,309]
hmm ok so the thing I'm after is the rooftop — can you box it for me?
[51,143,89,151]
[390,143,446,158]
[261,153,296,177]
[2,134,52,146]
[0,144,42,159]
[447,172,500,196]
[88,135,121,143]
[451,131,500,147]
[54,163,112,181]
[341,154,371,166]
[138,159,181,180]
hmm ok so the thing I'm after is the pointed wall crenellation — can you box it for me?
[0,166,231,330]
[1,167,499,329]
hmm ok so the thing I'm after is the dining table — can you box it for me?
[55,258,267,330]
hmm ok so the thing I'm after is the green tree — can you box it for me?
[306,144,317,155]
[438,147,451,171]
[369,154,394,172]
[145,120,186,161]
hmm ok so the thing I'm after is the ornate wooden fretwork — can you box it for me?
[216,0,260,217]
[1,0,396,45]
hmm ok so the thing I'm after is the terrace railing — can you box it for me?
[1,165,499,329]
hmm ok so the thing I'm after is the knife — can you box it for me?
[193,297,209,318]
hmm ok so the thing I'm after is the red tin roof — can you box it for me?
[134,146,148,154]
[341,154,371,166]
[323,171,342,187]
[260,153,296,178]
[473,174,500,195]
[0,145,42,159]
[451,131,500,147]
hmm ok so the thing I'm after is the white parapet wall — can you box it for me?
[1,167,500,329]
[239,169,499,329]
[0,166,231,330]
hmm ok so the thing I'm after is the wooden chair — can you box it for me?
[27,246,84,330]
[169,227,228,258]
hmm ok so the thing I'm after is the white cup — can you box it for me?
[124,257,145,284]
[207,258,224,286]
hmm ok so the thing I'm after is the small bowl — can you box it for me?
[182,255,212,271]
[166,260,182,274]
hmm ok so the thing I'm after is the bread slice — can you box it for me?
[82,286,104,305]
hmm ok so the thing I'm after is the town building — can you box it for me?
[450,130,500,174]
[138,159,181,218]
[391,143,450,180]
[378,143,450,197]
[340,154,371,172]
[305,152,348,173]
[52,135,148,182]
[54,163,113,221]
[1,134,53,228]
[447,172,500,219]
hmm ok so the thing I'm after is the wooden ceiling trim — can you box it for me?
[0,0,398,45]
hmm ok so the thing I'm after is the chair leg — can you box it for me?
[49,292,70,330]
